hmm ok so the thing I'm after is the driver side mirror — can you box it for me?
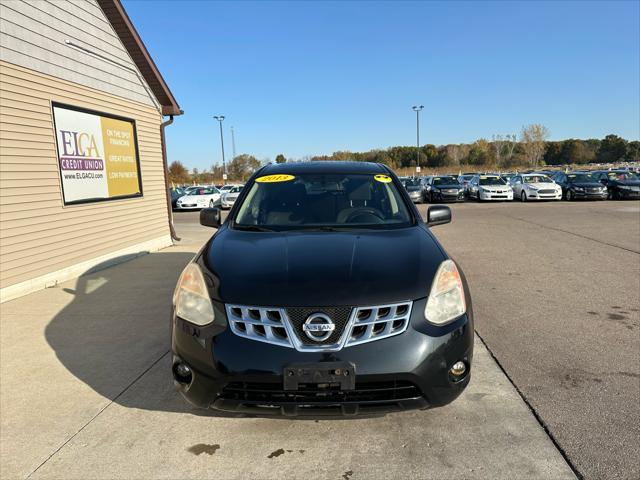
[425,205,451,227]
[200,207,221,228]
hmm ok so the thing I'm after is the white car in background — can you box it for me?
[219,184,240,194]
[220,184,244,209]
[175,186,222,210]
[511,174,562,201]
[467,175,514,201]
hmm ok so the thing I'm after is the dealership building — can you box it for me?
[0,0,182,302]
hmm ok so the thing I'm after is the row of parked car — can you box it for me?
[170,184,245,211]
[400,168,640,203]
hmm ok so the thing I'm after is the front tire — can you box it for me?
[521,191,527,202]
[566,190,573,201]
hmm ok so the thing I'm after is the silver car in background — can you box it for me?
[220,185,244,209]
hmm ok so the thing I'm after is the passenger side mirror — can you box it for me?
[425,205,451,227]
[200,207,221,228]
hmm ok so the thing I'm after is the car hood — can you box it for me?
[481,185,510,190]
[526,182,558,188]
[203,226,446,306]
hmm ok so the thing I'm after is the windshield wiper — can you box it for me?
[234,224,275,232]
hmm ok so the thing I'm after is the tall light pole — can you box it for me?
[213,115,226,179]
[412,105,424,174]
[231,126,237,161]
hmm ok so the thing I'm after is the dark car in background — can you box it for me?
[171,161,474,416]
[551,172,608,200]
[425,175,465,202]
[458,174,475,191]
[403,177,424,203]
[170,187,185,209]
[590,170,640,200]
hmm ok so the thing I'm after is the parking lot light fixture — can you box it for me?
[412,105,424,173]
[213,115,226,178]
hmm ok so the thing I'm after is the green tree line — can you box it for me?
[168,126,638,184]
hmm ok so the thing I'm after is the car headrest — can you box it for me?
[348,181,371,201]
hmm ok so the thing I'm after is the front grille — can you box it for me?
[220,380,422,404]
[538,189,556,194]
[287,306,352,345]
[345,302,412,347]
[226,301,413,352]
[226,305,293,348]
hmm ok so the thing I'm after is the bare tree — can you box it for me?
[520,124,549,167]
[445,144,469,167]
[492,135,505,166]
[503,134,518,165]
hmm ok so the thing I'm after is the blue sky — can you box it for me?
[123,0,640,171]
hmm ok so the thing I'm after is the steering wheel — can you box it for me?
[344,207,385,223]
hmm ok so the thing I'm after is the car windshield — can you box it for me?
[432,176,457,186]
[607,172,638,181]
[234,173,413,230]
[193,187,217,195]
[479,176,506,186]
[523,175,552,184]
[567,174,595,182]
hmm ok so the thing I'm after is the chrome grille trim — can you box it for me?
[226,301,414,351]
[225,305,294,348]
[345,302,413,347]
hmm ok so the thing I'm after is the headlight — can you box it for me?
[574,187,584,192]
[173,264,214,326]
[619,185,630,190]
[424,260,466,325]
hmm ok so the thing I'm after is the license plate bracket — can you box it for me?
[283,362,355,391]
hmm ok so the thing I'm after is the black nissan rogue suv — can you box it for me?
[171,161,473,416]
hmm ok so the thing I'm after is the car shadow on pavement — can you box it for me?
[43,250,220,416]
[43,250,392,420]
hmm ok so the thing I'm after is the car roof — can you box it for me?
[259,161,387,175]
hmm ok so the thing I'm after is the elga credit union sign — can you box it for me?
[52,103,143,204]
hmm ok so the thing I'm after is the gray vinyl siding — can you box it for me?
[0,0,157,108]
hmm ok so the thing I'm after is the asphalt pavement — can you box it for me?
[423,200,640,480]
[2,201,637,479]
[1,206,578,480]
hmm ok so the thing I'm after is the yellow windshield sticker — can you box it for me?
[374,174,392,183]
[255,174,295,183]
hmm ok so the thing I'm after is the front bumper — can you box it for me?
[572,189,608,200]
[175,203,207,210]
[615,188,640,199]
[478,190,513,201]
[172,298,473,416]
[431,190,465,202]
[524,190,562,200]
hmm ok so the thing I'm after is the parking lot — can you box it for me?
[1,201,638,479]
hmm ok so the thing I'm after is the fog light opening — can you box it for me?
[173,362,193,385]
[449,361,467,380]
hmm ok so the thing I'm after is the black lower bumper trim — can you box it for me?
[211,396,429,416]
